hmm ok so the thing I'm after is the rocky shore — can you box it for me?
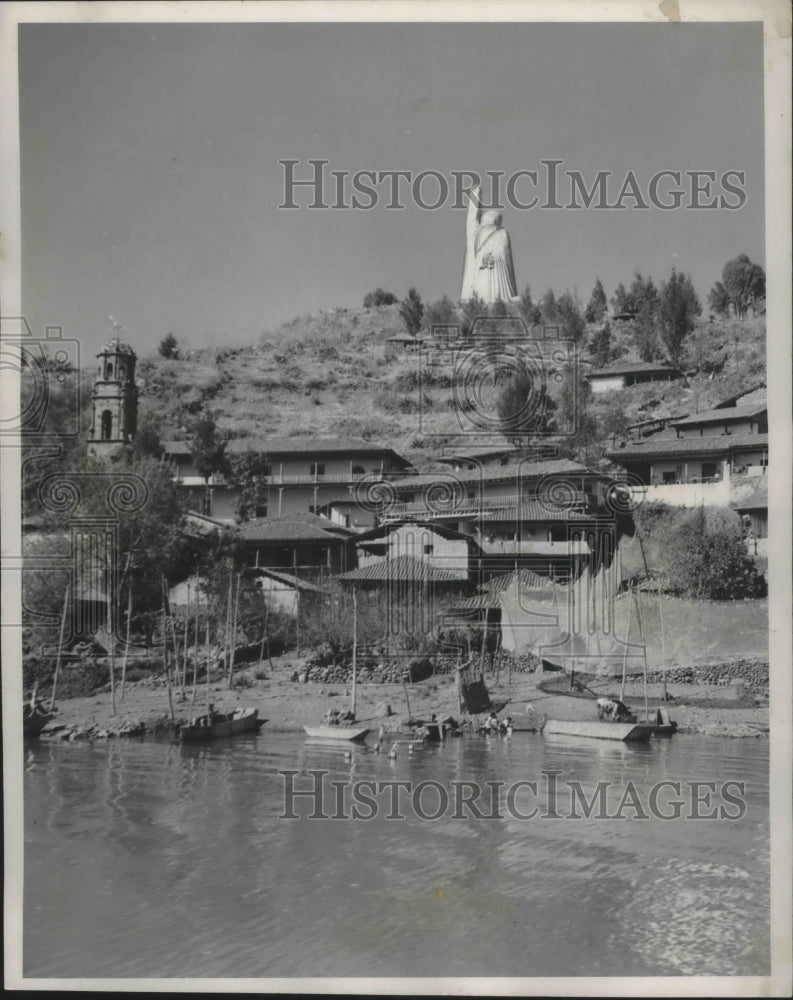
[29,653,769,743]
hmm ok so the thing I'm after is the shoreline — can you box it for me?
[31,656,769,743]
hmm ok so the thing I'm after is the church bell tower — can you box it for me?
[87,336,139,459]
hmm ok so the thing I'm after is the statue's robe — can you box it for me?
[461,195,518,304]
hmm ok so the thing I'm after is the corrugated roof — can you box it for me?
[336,555,465,583]
[607,433,768,461]
[671,404,766,428]
[586,361,679,378]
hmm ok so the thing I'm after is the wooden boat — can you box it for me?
[644,706,678,736]
[303,724,369,743]
[180,707,264,742]
[543,719,653,742]
[23,701,55,738]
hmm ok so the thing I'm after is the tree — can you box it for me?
[627,272,661,362]
[588,321,612,367]
[189,415,230,516]
[460,293,485,341]
[363,288,397,308]
[651,506,765,599]
[707,280,731,317]
[518,285,542,327]
[721,254,765,318]
[610,282,631,315]
[556,367,598,459]
[584,278,608,324]
[158,332,179,359]
[496,370,556,443]
[229,452,273,523]
[129,411,164,461]
[556,291,586,342]
[540,289,558,324]
[424,294,457,334]
[399,287,424,335]
[658,269,701,365]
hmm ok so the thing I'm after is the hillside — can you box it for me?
[132,305,766,469]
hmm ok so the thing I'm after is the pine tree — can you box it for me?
[658,269,701,365]
[399,287,424,335]
[584,278,608,323]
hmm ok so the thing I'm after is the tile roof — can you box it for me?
[474,500,596,522]
[352,520,480,544]
[237,513,353,542]
[607,433,768,461]
[714,381,766,409]
[586,361,679,378]
[336,555,466,584]
[392,458,595,491]
[671,404,766,428]
[225,437,409,460]
[247,567,324,592]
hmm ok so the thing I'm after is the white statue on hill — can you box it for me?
[461,184,519,304]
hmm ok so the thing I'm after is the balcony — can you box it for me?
[477,538,591,556]
[262,472,376,486]
[382,493,588,520]
[643,477,731,508]
[173,473,228,487]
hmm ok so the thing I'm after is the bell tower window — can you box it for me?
[101,410,113,441]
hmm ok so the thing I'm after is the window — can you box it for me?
[662,471,677,484]
[423,544,434,555]
[255,504,268,518]
[351,465,365,475]
[308,505,316,514]
[701,463,717,480]
[310,463,325,477]
[100,410,113,440]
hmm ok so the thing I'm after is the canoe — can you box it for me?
[303,725,369,742]
[543,719,654,742]
[180,707,264,742]
[23,703,55,738]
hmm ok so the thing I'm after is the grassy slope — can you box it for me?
[133,306,766,470]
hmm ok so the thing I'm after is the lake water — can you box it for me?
[24,732,769,978]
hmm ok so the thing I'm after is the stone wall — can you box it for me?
[623,657,768,687]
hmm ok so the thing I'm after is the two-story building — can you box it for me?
[235,512,355,582]
[163,436,413,524]
[606,384,768,507]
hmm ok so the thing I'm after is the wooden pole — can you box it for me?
[108,573,116,716]
[168,596,186,700]
[634,588,649,721]
[161,577,175,722]
[657,577,668,702]
[120,584,132,701]
[351,586,358,720]
[205,615,211,716]
[402,676,412,724]
[49,584,70,710]
[224,572,233,683]
[228,572,241,690]
[182,581,191,692]
[189,594,199,720]
[619,582,633,704]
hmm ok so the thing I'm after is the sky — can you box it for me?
[18,21,765,358]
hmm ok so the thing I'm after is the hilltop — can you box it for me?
[132,304,766,469]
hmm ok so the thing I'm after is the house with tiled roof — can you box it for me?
[607,382,768,509]
[163,436,412,524]
[730,476,768,558]
[584,361,681,394]
[235,513,355,580]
